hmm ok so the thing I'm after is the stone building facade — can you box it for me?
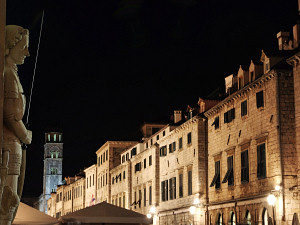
[96,141,138,204]
[157,116,207,225]
[204,51,297,225]
[84,164,97,207]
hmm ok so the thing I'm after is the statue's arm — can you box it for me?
[3,76,31,144]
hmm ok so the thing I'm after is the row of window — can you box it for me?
[112,195,126,208]
[121,148,138,163]
[134,155,153,172]
[112,171,125,184]
[50,151,59,159]
[145,131,167,149]
[132,186,152,209]
[50,168,58,175]
[47,134,62,142]
[97,150,108,167]
[212,90,264,129]
[98,173,108,188]
[159,132,192,157]
[210,143,266,189]
[161,170,192,201]
[86,174,95,189]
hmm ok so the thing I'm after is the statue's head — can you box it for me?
[5,25,30,65]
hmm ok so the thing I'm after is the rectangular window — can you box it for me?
[131,148,137,157]
[106,150,108,161]
[103,152,105,162]
[173,142,176,151]
[241,100,247,117]
[159,146,167,157]
[241,150,249,183]
[106,173,107,185]
[257,143,266,178]
[163,131,165,136]
[135,162,142,172]
[187,132,192,145]
[222,156,234,186]
[144,188,146,206]
[224,108,235,123]
[138,190,142,208]
[210,161,221,189]
[123,195,125,208]
[161,180,168,201]
[119,197,121,207]
[169,143,173,153]
[93,174,95,186]
[149,186,152,205]
[169,178,173,200]
[179,137,183,149]
[146,142,148,149]
[156,135,159,140]
[188,170,192,195]
[212,116,220,129]
[144,158,146,169]
[122,155,125,163]
[101,155,102,165]
[149,155,152,166]
[179,173,183,198]
[134,192,136,209]
[126,153,129,161]
[256,91,264,108]
[169,177,176,200]
[123,171,125,179]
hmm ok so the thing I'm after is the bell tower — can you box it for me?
[42,131,63,213]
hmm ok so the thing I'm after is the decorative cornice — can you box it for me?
[204,71,278,117]
[287,51,300,66]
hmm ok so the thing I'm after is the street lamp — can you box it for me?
[147,206,156,219]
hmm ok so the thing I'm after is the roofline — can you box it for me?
[95,141,138,154]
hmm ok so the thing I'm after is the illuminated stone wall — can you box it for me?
[157,117,207,225]
[205,68,297,225]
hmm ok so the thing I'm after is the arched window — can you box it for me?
[59,135,62,142]
[48,134,51,142]
[262,208,268,225]
[55,151,59,158]
[246,210,251,225]
[54,134,56,142]
[51,152,54,158]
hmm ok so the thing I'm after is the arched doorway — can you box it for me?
[229,211,236,225]
[245,210,251,225]
[262,208,269,225]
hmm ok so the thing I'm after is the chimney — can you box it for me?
[225,74,233,94]
[293,23,300,48]
[277,31,290,50]
[174,110,182,123]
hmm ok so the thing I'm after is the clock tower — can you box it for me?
[42,131,63,213]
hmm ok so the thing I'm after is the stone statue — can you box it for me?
[0,25,32,225]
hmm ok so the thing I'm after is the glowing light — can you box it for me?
[147,213,152,219]
[150,206,156,214]
[275,185,281,191]
[267,194,276,206]
[193,198,200,205]
[189,206,196,215]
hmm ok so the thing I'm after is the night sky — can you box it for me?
[5,0,298,197]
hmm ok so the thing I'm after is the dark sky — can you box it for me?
[6,0,298,197]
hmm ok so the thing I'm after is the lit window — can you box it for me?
[48,134,51,142]
[54,134,56,142]
[59,135,62,142]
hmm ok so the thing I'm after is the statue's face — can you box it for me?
[7,35,30,65]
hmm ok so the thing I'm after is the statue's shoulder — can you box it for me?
[4,67,19,98]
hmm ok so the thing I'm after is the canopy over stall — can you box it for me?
[60,202,153,225]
